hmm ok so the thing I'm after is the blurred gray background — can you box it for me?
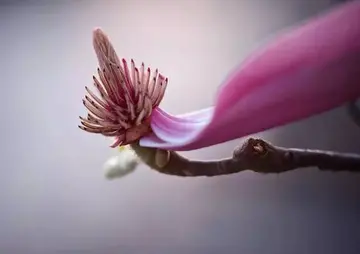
[1,0,360,253]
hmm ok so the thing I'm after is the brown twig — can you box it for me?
[130,138,360,177]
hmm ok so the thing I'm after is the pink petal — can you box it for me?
[140,1,360,151]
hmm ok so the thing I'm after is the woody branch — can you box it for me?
[130,137,360,177]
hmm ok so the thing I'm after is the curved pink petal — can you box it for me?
[140,1,360,151]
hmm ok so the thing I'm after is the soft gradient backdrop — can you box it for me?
[1,0,360,253]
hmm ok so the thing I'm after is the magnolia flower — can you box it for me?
[80,1,360,152]
[79,29,168,147]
